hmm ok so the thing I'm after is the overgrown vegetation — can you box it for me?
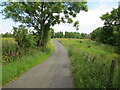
[13,26,36,48]
[2,38,17,53]
[2,39,54,85]
[90,7,120,54]
[2,31,54,85]
[58,38,119,88]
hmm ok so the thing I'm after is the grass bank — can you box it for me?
[2,40,54,85]
[58,38,119,88]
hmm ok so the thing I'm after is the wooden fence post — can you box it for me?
[85,55,90,61]
[9,50,12,55]
[92,56,96,62]
[109,59,116,87]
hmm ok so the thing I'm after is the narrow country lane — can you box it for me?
[4,39,73,88]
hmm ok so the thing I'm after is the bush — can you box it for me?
[13,26,36,48]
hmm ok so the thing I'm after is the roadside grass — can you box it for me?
[57,38,119,88]
[2,40,54,85]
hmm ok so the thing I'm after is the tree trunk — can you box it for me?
[38,2,44,47]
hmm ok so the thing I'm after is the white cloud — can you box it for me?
[53,2,118,34]
[0,2,118,34]
[88,0,119,2]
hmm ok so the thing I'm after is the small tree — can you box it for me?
[13,26,35,48]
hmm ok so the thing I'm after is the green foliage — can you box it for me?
[50,28,54,39]
[42,29,51,47]
[81,33,90,39]
[2,40,54,85]
[2,38,18,53]
[53,31,90,39]
[73,21,79,30]
[100,8,119,26]
[13,26,36,48]
[91,7,120,54]
[54,31,64,38]
[65,32,80,38]
[2,32,13,37]
[1,1,88,47]
[100,7,120,49]
[2,38,19,63]
[58,38,119,88]
[92,26,118,45]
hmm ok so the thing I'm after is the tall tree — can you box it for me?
[1,1,88,47]
[100,6,120,53]
[91,6,120,53]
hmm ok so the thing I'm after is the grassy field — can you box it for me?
[57,38,119,88]
[2,39,54,86]
[2,38,18,63]
[2,38,18,53]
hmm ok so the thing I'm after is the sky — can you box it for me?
[0,0,119,34]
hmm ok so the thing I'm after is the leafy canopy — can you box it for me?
[1,1,88,30]
[1,1,88,46]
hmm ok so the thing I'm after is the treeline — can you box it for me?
[2,30,90,39]
[51,31,90,39]
[1,32,13,37]
[90,7,120,54]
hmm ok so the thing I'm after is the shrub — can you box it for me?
[13,26,36,48]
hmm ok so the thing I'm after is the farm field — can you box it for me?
[57,38,119,88]
[2,38,18,53]
[2,38,54,85]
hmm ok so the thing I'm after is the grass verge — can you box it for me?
[2,39,54,86]
[57,38,119,88]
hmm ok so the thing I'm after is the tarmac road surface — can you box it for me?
[4,39,73,88]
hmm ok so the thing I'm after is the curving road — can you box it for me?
[4,39,73,88]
